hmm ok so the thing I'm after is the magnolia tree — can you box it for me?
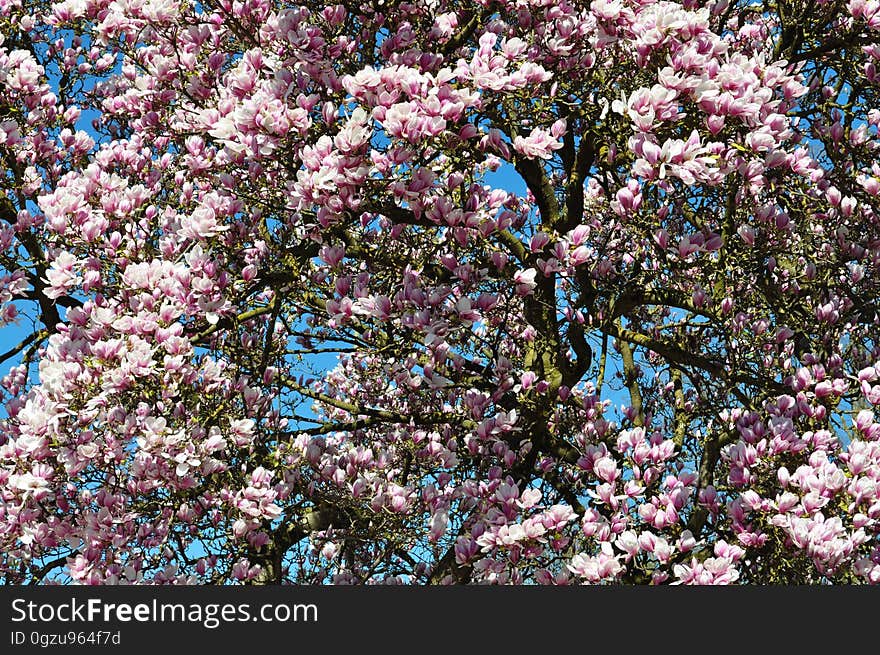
[1,0,880,585]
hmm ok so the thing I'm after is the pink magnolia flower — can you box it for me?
[513,128,562,160]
